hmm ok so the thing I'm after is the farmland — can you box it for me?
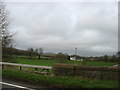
[2,55,119,88]
[3,57,118,67]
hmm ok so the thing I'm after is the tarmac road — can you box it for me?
[1,78,65,90]
[2,84,27,90]
[1,78,49,90]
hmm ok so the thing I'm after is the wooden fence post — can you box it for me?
[20,66,22,71]
[100,70,103,79]
[35,68,38,71]
[2,64,4,69]
[47,69,49,75]
[73,65,75,76]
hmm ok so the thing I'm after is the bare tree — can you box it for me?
[103,55,108,62]
[116,52,120,57]
[27,48,34,59]
[35,48,43,59]
[116,52,120,62]
[0,1,14,57]
[112,55,116,62]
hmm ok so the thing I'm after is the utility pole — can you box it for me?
[75,48,77,60]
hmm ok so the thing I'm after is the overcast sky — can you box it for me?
[5,1,118,56]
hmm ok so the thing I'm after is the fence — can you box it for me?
[53,63,119,80]
[1,62,52,75]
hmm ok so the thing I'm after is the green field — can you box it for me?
[2,56,119,88]
[2,69,118,88]
[3,58,118,66]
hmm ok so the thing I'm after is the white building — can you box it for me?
[70,57,83,61]
[70,57,76,60]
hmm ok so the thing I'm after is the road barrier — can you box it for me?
[0,62,52,75]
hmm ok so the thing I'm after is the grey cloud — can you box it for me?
[6,2,118,56]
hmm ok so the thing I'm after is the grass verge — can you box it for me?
[2,69,118,88]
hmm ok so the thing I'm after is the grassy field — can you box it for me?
[3,58,118,66]
[2,56,119,88]
[2,69,118,88]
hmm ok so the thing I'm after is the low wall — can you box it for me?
[53,63,119,80]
